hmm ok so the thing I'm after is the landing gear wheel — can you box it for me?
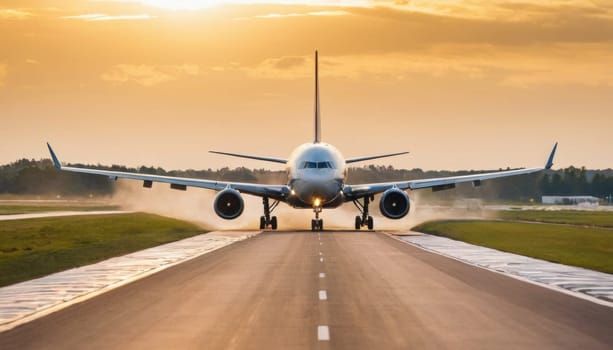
[271,216,278,230]
[353,196,375,230]
[311,219,323,231]
[260,196,280,230]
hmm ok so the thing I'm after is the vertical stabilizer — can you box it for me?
[314,50,321,143]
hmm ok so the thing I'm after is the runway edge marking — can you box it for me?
[0,231,261,333]
[388,232,613,309]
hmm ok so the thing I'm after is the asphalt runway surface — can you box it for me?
[1,231,611,349]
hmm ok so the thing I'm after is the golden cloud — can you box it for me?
[61,13,157,21]
[0,9,32,20]
[240,44,613,87]
[235,10,351,20]
[100,64,200,86]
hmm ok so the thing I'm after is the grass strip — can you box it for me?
[0,204,120,215]
[497,210,613,228]
[413,220,613,274]
[0,213,204,287]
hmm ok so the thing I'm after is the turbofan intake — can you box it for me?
[379,188,410,219]
[214,188,244,219]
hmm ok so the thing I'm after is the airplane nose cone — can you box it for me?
[293,179,342,205]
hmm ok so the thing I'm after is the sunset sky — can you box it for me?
[1,0,612,172]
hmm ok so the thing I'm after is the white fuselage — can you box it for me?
[285,143,347,208]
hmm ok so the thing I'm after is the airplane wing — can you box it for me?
[343,143,557,201]
[47,144,290,201]
[209,151,287,164]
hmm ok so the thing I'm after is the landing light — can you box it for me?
[314,198,321,207]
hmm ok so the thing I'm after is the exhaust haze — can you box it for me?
[111,181,489,231]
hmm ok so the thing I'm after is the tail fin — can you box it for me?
[314,50,321,143]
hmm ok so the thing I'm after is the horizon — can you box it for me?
[1,1,612,171]
[3,156,612,173]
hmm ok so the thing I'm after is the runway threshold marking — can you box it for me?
[319,290,328,300]
[317,325,330,341]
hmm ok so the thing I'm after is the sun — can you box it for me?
[138,0,227,10]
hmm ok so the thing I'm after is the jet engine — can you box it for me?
[379,188,410,219]
[214,188,244,219]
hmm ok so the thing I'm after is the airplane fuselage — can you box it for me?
[286,143,346,209]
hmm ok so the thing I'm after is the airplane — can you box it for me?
[46,51,558,231]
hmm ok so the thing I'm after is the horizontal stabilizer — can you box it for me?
[345,152,409,164]
[209,151,287,164]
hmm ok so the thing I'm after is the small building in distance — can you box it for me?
[542,195,600,205]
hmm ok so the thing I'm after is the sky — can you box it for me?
[1,0,612,172]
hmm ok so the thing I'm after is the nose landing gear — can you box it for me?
[353,195,374,230]
[311,206,323,231]
[260,197,279,230]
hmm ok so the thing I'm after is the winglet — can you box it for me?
[545,142,558,170]
[47,143,62,169]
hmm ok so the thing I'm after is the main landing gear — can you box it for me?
[311,206,323,231]
[353,195,374,230]
[260,197,279,230]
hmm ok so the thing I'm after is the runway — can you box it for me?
[1,231,611,349]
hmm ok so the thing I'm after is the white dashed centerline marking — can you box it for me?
[320,257,324,263]
[319,290,327,300]
[318,325,330,341]
[319,272,325,278]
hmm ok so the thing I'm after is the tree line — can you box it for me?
[1,159,612,202]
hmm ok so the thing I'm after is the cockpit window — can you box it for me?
[301,161,335,169]
[300,161,317,169]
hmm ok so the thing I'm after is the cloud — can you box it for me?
[0,9,32,20]
[0,64,6,87]
[115,0,369,10]
[62,14,157,21]
[367,1,613,21]
[100,64,200,86]
[239,44,613,87]
[235,10,350,20]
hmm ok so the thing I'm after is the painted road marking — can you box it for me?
[319,252,322,256]
[319,290,327,300]
[319,273,325,278]
[320,257,324,263]
[318,325,330,341]
[400,234,613,307]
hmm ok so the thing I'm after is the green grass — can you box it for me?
[0,213,204,287]
[497,210,613,228]
[0,204,120,215]
[413,220,613,274]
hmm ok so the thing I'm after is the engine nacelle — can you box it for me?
[379,188,410,219]
[214,188,244,220]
